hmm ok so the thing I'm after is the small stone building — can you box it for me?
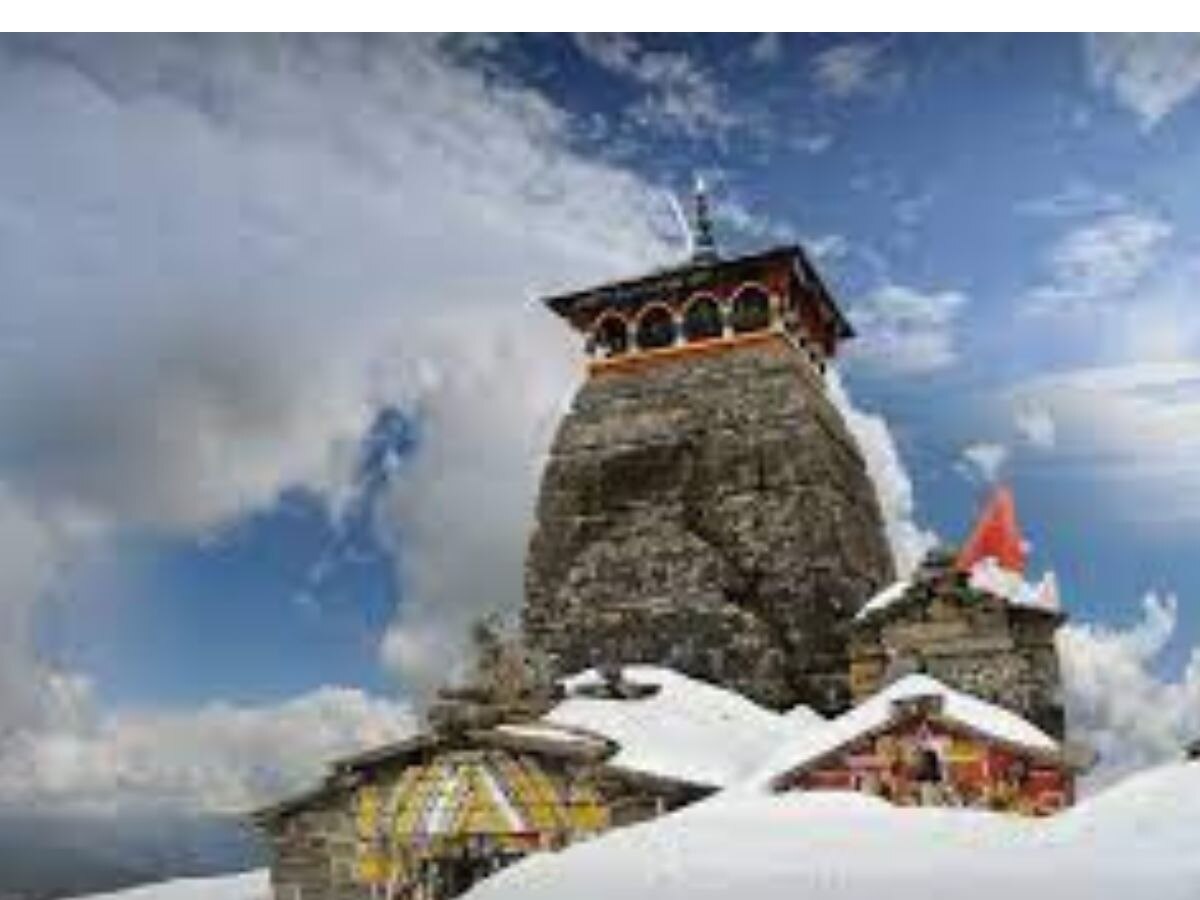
[849,486,1067,738]
[252,722,704,900]
[768,673,1083,816]
[252,645,720,900]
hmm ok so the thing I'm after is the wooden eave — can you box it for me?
[543,245,798,318]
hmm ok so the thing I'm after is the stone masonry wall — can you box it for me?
[849,589,1065,738]
[523,338,895,714]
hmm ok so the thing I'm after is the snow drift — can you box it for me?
[465,761,1200,900]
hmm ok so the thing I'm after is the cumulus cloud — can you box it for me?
[1060,593,1200,788]
[1024,211,1172,317]
[1009,361,1200,524]
[0,484,106,740]
[0,35,676,536]
[828,371,938,577]
[1085,33,1200,130]
[845,284,968,375]
[958,442,1009,484]
[812,40,905,99]
[374,311,576,695]
[0,686,414,815]
[0,34,683,811]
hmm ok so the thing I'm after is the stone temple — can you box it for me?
[523,191,895,715]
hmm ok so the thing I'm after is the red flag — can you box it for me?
[956,485,1027,574]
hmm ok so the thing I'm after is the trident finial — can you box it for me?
[691,175,718,263]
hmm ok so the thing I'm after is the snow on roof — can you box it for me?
[969,558,1061,614]
[542,666,808,788]
[854,578,911,621]
[753,673,1059,787]
[854,563,1060,624]
[494,720,611,749]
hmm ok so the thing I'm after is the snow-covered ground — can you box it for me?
[70,761,1200,900]
[72,870,268,899]
[466,761,1200,900]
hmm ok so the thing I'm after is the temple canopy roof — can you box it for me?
[754,673,1067,789]
[541,243,854,340]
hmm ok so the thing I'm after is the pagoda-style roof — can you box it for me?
[542,243,854,340]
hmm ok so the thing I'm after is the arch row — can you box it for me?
[588,283,779,360]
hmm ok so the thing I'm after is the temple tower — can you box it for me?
[523,190,895,714]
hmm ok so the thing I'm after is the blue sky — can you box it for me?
[2,33,1200,813]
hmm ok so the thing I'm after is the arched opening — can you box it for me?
[592,315,629,358]
[635,305,677,350]
[729,286,771,334]
[681,295,723,342]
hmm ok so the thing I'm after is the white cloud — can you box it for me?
[1061,593,1200,789]
[1015,406,1057,450]
[1015,181,1127,220]
[375,310,575,695]
[803,233,848,263]
[573,34,738,138]
[959,442,1009,483]
[1008,361,1200,524]
[812,40,904,99]
[1024,211,1172,317]
[1085,33,1200,130]
[748,33,783,67]
[0,35,677,536]
[828,371,938,577]
[0,686,414,815]
[0,483,105,740]
[0,35,682,810]
[845,284,968,375]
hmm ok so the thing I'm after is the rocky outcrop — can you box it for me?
[523,338,894,714]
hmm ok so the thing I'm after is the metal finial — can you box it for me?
[691,175,718,263]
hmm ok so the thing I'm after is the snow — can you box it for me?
[466,761,1200,900]
[543,666,808,787]
[1050,759,1200,852]
[751,673,1059,787]
[69,870,268,900]
[854,562,1061,623]
[969,558,1061,613]
[73,762,1200,900]
[75,762,1200,900]
[854,578,911,621]
[494,720,610,749]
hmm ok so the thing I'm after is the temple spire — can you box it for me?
[691,175,718,263]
